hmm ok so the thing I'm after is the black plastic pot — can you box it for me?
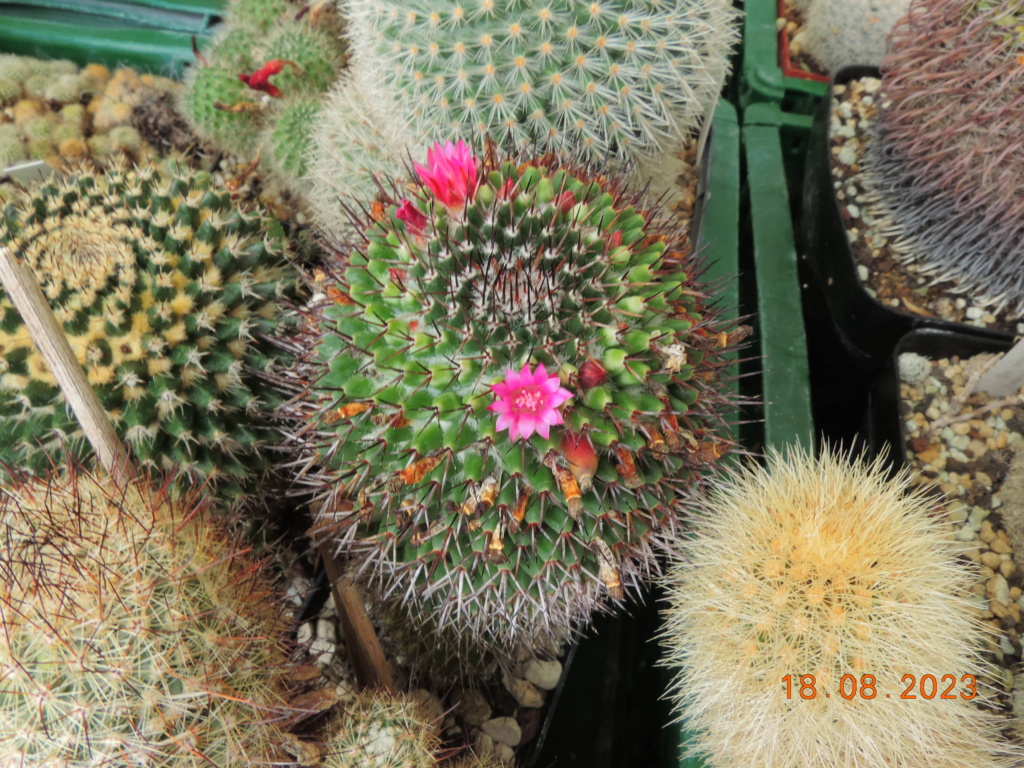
[799,67,1013,373]
[866,328,1014,469]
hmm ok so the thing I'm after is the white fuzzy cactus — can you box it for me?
[801,0,911,72]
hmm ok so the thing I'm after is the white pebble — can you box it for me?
[955,526,978,542]
[837,144,858,165]
[846,203,860,219]
[316,618,337,644]
[965,306,984,320]
[524,659,563,691]
[857,264,869,282]
[482,717,522,748]
[297,622,314,646]
[311,637,335,667]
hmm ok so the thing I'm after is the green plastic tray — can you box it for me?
[0,1,224,74]
[743,101,815,451]
[528,100,742,768]
[739,0,828,114]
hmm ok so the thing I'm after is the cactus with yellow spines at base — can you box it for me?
[0,468,312,766]
[0,161,298,502]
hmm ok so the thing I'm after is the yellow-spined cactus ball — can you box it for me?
[660,445,1022,768]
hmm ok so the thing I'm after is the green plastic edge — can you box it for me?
[743,101,814,450]
[1,0,223,32]
[663,99,741,768]
[739,0,828,108]
[0,14,210,75]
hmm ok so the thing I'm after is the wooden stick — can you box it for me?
[0,246,136,485]
[318,541,396,693]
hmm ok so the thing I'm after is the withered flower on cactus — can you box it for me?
[281,140,743,664]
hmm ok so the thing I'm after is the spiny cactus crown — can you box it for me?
[0,161,297,499]
[0,470,306,766]
[803,0,911,72]
[288,141,739,659]
[866,0,1024,315]
[346,0,741,165]
[660,445,1022,768]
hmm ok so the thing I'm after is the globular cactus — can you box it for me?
[801,0,912,72]
[178,1,346,199]
[0,161,298,501]
[283,140,742,663]
[0,469,309,765]
[865,0,1024,316]
[319,690,440,767]
[343,0,741,167]
[660,445,1022,768]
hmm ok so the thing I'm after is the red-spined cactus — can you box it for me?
[868,0,1024,315]
[281,140,744,664]
[0,469,311,765]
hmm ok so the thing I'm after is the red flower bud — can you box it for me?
[555,190,576,214]
[561,431,599,493]
[608,230,623,249]
[578,360,607,389]
[395,199,428,235]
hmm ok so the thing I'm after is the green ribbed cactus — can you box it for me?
[0,161,297,500]
[284,141,742,661]
[0,470,308,765]
[345,0,741,164]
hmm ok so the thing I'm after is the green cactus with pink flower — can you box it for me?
[281,140,743,665]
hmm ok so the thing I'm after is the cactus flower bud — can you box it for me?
[561,431,599,493]
[578,360,607,389]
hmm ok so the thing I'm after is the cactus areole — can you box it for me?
[290,142,740,654]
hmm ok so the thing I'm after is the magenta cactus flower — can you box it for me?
[488,362,573,442]
[413,140,479,214]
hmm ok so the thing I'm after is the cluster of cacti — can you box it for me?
[799,0,912,72]
[660,445,1022,767]
[863,0,1024,316]
[283,140,741,663]
[0,160,298,501]
[319,690,440,767]
[0,468,309,765]
[307,0,741,230]
[0,54,181,170]
[178,0,347,199]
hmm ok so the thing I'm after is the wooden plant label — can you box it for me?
[975,337,1024,398]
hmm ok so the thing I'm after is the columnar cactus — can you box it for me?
[802,0,912,72]
[866,0,1024,315]
[344,0,741,166]
[661,445,1022,768]
[0,469,308,765]
[283,140,742,661]
[0,161,297,499]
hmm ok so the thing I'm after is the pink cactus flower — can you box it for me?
[488,362,573,442]
[414,140,479,214]
[395,199,427,235]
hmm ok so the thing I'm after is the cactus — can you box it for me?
[0,124,26,166]
[660,445,1022,768]
[864,0,1024,316]
[319,690,440,767]
[0,469,308,765]
[283,140,741,662]
[0,161,298,501]
[802,0,912,72]
[179,6,348,200]
[343,0,741,167]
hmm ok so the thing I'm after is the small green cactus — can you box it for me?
[259,21,346,95]
[283,141,741,662]
[319,690,440,768]
[345,0,741,165]
[179,63,265,154]
[802,0,911,72]
[0,469,309,766]
[229,0,294,33]
[0,124,26,166]
[0,161,298,500]
[264,94,323,183]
